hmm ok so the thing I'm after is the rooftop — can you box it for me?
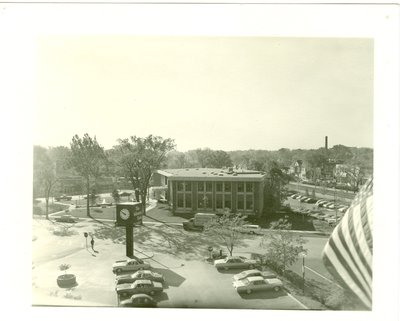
[157,168,266,181]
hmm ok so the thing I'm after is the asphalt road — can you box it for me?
[32,219,308,309]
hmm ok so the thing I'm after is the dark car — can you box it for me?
[119,294,157,308]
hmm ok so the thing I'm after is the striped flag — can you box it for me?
[322,178,373,309]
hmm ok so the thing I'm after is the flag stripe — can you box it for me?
[326,235,371,301]
[322,178,373,309]
[336,222,371,292]
[323,246,371,307]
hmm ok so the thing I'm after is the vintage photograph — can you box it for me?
[32,34,374,311]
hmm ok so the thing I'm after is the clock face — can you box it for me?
[120,209,130,220]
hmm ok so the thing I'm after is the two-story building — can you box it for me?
[152,167,267,217]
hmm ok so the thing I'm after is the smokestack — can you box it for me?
[325,136,328,149]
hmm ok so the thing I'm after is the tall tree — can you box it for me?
[115,135,175,216]
[263,160,291,214]
[69,134,106,217]
[33,146,58,219]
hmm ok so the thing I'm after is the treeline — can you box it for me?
[165,145,373,174]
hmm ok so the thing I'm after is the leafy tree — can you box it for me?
[204,211,247,256]
[111,188,121,203]
[90,188,97,206]
[114,135,175,216]
[69,134,106,217]
[260,218,308,274]
[194,148,233,168]
[263,160,291,214]
[33,146,58,219]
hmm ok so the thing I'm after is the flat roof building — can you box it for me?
[153,168,267,216]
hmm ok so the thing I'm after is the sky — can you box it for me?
[35,36,373,152]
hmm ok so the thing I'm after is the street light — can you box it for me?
[299,252,307,294]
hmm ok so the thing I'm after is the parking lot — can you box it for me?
[32,219,307,310]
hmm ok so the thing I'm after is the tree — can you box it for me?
[33,146,58,219]
[69,134,106,217]
[194,148,233,168]
[114,135,175,216]
[261,218,308,274]
[204,211,247,256]
[111,188,121,203]
[263,160,291,214]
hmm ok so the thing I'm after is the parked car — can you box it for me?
[338,206,349,213]
[318,201,330,207]
[55,214,77,223]
[290,194,300,199]
[232,269,276,282]
[116,279,163,298]
[300,197,311,203]
[119,293,157,308]
[239,224,262,235]
[214,256,258,270]
[232,276,283,294]
[316,200,327,206]
[112,258,151,274]
[116,270,165,286]
[306,198,318,204]
[158,195,168,204]
[54,194,72,201]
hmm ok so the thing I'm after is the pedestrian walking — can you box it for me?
[91,236,95,251]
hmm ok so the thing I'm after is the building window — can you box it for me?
[216,194,223,209]
[237,194,244,210]
[246,195,253,210]
[238,182,244,193]
[246,182,253,193]
[177,182,184,192]
[198,182,204,192]
[216,182,223,192]
[177,194,184,208]
[185,193,192,208]
[206,182,213,192]
[224,194,231,210]
[185,182,192,192]
[224,182,231,193]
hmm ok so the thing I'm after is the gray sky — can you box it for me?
[35,36,373,151]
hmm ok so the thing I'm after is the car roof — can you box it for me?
[247,276,264,282]
[243,269,260,274]
[243,224,260,228]
[131,293,153,299]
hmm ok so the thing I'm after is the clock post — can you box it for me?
[126,225,134,258]
[115,202,143,259]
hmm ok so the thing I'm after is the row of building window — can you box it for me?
[176,181,254,193]
[176,191,254,211]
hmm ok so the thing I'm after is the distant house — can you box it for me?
[334,164,361,184]
[152,167,267,217]
[289,160,306,180]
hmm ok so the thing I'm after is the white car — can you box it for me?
[233,276,283,294]
[232,269,276,281]
[239,225,262,235]
[112,258,151,274]
[214,256,258,270]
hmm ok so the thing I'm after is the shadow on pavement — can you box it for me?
[237,289,286,300]
[152,268,186,288]
[154,291,169,302]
